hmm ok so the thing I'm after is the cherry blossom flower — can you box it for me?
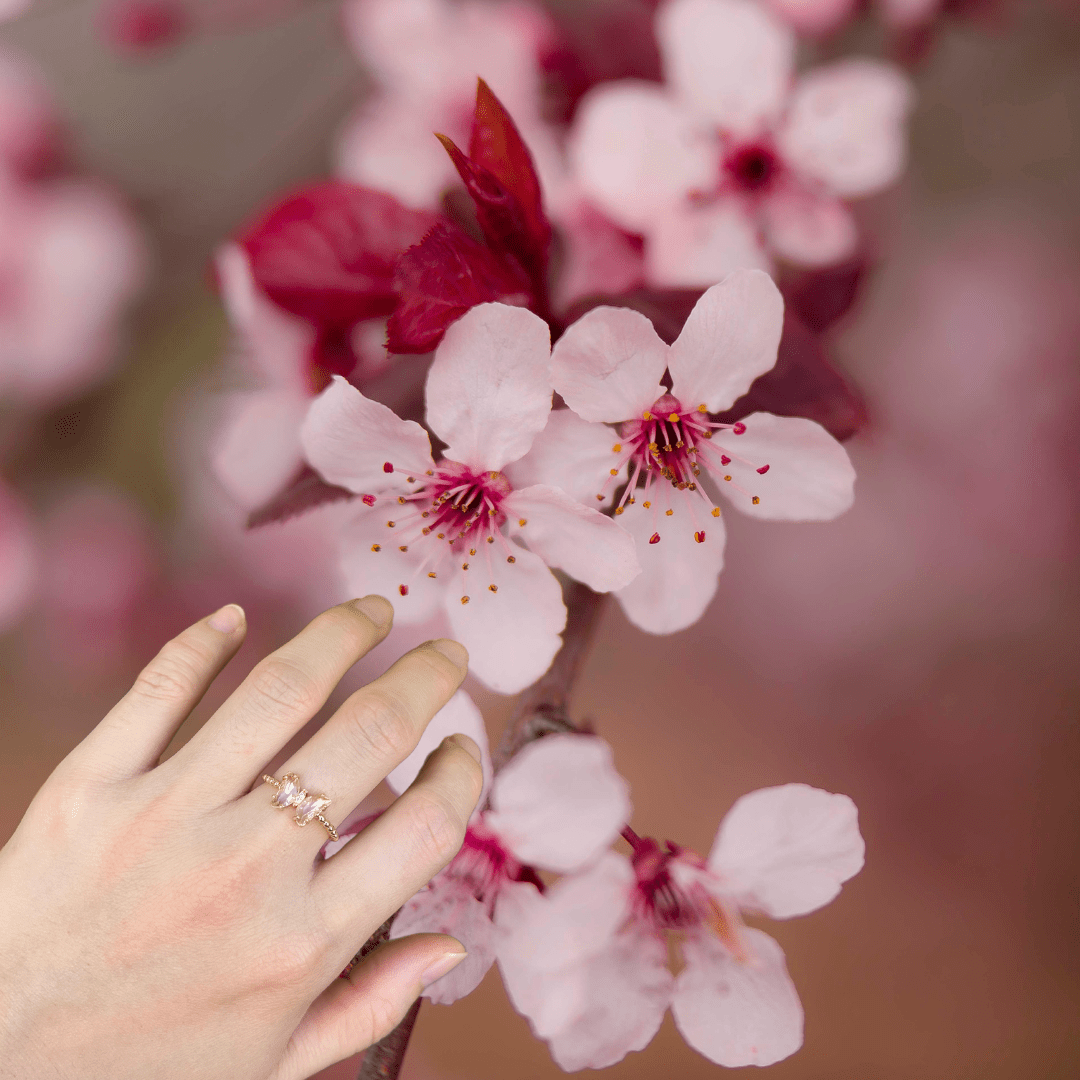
[337,0,558,211]
[0,172,147,406]
[569,0,913,286]
[378,700,632,1004]
[0,478,37,632]
[301,301,640,692]
[509,269,855,633]
[496,783,864,1070]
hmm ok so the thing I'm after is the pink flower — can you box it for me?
[497,783,864,1070]
[0,172,146,406]
[0,52,60,179]
[379,701,632,1004]
[0,478,37,632]
[337,0,559,211]
[569,0,913,285]
[510,269,855,633]
[300,302,640,692]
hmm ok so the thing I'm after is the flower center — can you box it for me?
[723,141,781,194]
[364,459,519,602]
[595,395,770,543]
[450,820,530,908]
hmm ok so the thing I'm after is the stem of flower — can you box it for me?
[355,581,607,1080]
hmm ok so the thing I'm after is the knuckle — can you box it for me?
[257,929,329,991]
[320,603,379,645]
[246,657,319,718]
[411,648,462,700]
[405,789,468,867]
[344,690,418,764]
[132,639,206,704]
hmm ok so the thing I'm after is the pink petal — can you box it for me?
[389,874,497,1004]
[337,508,443,625]
[657,0,795,136]
[485,733,631,873]
[780,60,913,198]
[424,303,553,472]
[645,200,772,288]
[880,0,941,27]
[669,269,785,413]
[211,389,308,511]
[504,484,641,593]
[569,81,715,234]
[445,543,564,693]
[504,408,620,510]
[613,490,726,634]
[550,305,667,423]
[672,927,803,1067]
[708,783,865,917]
[762,0,858,34]
[300,376,433,494]
[386,689,493,808]
[0,481,37,632]
[761,188,859,267]
[336,96,456,210]
[714,411,855,521]
[553,199,646,310]
[215,243,311,391]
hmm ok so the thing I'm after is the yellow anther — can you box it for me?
[506,555,516,563]
[643,411,652,420]
[668,412,680,423]
[386,520,395,527]
[698,403,708,413]
[488,584,498,593]
[610,468,618,476]
[371,544,381,552]
[461,596,470,604]
[487,536,494,543]
[612,443,622,452]
[643,500,651,509]
[397,496,405,504]
[752,496,760,505]
[665,509,674,516]
[469,547,476,556]
[724,475,732,482]
[462,563,469,571]
[711,507,720,517]
[437,532,445,539]
[614,507,624,515]
[399,545,408,552]
[428,571,437,578]
[518,518,527,527]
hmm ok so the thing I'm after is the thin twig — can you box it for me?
[357,998,422,1080]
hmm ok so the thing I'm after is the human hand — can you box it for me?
[0,597,483,1080]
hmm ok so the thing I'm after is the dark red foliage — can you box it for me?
[468,79,552,281]
[537,0,663,123]
[564,287,867,442]
[238,181,440,373]
[246,465,356,530]
[387,223,532,354]
[780,257,867,333]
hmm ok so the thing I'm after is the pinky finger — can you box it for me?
[269,935,467,1080]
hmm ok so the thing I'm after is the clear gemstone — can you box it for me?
[272,775,302,808]
[294,793,331,826]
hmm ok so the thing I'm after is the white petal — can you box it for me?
[708,784,865,917]
[386,690,493,809]
[301,376,433,493]
[714,411,855,520]
[761,188,858,267]
[505,485,641,593]
[672,927,803,1067]
[669,269,785,412]
[646,200,772,289]
[445,543,565,694]
[657,0,795,136]
[550,305,668,423]
[425,303,553,472]
[569,81,715,234]
[613,489,726,634]
[779,60,913,198]
[211,389,308,511]
[390,875,496,1004]
[337,508,444,624]
[486,734,632,873]
[504,408,621,510]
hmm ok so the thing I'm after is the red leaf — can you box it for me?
[780,257,867,333]
[238,180,440,346]
[387,222,532,354]
[246,465,356,529]
[468,79,551,279]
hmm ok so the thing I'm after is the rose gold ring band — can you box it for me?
[262,773,338,842]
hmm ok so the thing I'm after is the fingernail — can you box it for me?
[208,604,245,633]
[429,638,468,671]
[420,948,467,989]
[351,595,393,631]
[446,732,482,765]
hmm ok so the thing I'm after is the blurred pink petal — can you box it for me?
[657,0,795,135]
[423,303,552,472]
[760,188,859,266]
[0,52,61,178]
[671,927,804,1066]
[485,734,632,873]
[708,783,865,917]
[762,0,858,34]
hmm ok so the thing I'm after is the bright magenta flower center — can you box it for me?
[723,141,782,194]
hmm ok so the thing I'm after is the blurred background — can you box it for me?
[1,1,1079,1078]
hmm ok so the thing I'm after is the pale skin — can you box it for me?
[0,595,484,1080]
